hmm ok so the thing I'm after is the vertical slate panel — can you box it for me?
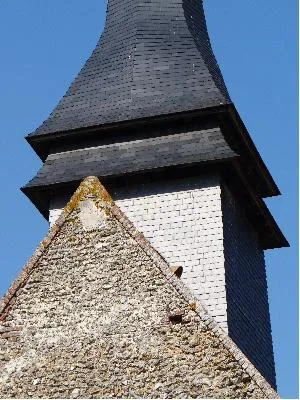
[222,184,276,388]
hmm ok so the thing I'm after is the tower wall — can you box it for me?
[222,185,276,387]
[113,174,227,330]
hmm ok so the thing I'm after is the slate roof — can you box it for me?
[22,1,288,250]
[31,0,231,137]
[25,127,237,188]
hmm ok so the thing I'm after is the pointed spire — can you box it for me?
[31,0,231,136]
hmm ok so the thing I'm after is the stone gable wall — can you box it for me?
[0,185,274,399]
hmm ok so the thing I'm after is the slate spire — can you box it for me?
[31,0,231,136]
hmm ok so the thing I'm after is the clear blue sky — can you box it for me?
[0,1,298,397]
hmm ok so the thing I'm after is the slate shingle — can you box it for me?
[25,128,237,188]
[31,0,231,136]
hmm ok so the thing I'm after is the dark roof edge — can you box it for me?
[26,106,231,158]
[21,168,289,250]
[25,104,280,198]
[21,186,50,220]
[226,104,280,197]
[226,160,289,249]
[258,199,289,249]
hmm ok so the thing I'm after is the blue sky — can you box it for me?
[0,1,298,398]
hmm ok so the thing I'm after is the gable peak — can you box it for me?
[62,176,112,217]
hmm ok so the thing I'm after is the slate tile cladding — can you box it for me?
[25,127,237,188]
[222,184,276,389]
[114,175,228,329]
[32,0,231,136]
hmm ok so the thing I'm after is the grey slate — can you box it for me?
[31,0,231,136]
[25,127,237,188]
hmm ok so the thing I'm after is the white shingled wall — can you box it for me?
[49,174,228,331]
[49,194,70,227]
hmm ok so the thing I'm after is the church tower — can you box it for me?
[20,0,287,392]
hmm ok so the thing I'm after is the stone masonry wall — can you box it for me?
[222,184,276,388]
[0,178,277,398]
[50,174,227,330]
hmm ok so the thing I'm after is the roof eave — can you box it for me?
[26,104,280,199]
[21,164,289,251]
[225,103,281,197]
[26,106,230,161]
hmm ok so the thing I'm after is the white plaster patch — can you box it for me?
[49,208,63,226]
[79,199,108,231]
